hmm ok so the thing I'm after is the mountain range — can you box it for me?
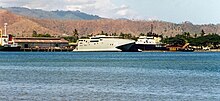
[0,7,220,37]
[5,7,101,20]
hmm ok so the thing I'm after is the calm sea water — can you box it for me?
[0,52,220,101]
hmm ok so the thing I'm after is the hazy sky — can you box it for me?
[0,0,219,24]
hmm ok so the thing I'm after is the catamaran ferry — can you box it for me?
[73,35,136,52]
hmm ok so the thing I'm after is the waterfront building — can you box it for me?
[14,37,69,49]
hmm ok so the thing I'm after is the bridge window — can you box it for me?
[90,40,99,42]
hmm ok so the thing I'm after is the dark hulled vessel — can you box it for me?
[0,25,21,51]
[135,35,167,51]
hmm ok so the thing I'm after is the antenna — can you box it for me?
[0,29,2,46]
[4,23,8,36]
[150,24,154,33]
[150,24,153,34]
[0,29,2,35]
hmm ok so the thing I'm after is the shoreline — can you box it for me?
[1,49,220,52]
[195,49,220,52]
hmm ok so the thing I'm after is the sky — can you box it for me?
[0,0,220,24]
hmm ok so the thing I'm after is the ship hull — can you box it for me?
[74,43,136,52]
[73,48,121,52]
[135,44,168,51]
[0,46,21,51]
[116,43,138,52]
[177,48,195,52]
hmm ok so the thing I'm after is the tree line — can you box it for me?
[31,29,220,49]
[32,30,51,37]
[162,30,220,49]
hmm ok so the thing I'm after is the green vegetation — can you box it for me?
[162,35,186,46]
[63,29,79,43]
[119,32,133,39]
[190,34,220,48]
[99,31,108,36]
[32,30,51,37]
[94,31,138,40]
[63,36,78,43]
[162,31,220,49]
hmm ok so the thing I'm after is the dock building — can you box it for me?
[14,37,72,51]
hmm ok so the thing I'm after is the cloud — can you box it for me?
[0,0,138,19]
[65,0,138,19]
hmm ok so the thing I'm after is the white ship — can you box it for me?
[73,35,135,52]
[0,23,21,51]
[135,35,167,51]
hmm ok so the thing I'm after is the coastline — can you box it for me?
[195,49,220,52]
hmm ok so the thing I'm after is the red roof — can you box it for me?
[14,37,68,43]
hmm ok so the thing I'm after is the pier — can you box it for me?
[20,47,74,52]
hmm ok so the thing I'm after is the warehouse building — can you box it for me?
[14,37,69,49]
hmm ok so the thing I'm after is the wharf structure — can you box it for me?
[14,37,74,52]
[166,43,194,52]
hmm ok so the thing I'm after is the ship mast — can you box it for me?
[4,23,7,36]
[0,29,2,46]
[150,24,153,34]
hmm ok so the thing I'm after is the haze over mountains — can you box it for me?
[5,7,101,20]
[0,7,220,37]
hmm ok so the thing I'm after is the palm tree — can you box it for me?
[201,29,205,37]
[73,29,79,39]
[194,34,197,38]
